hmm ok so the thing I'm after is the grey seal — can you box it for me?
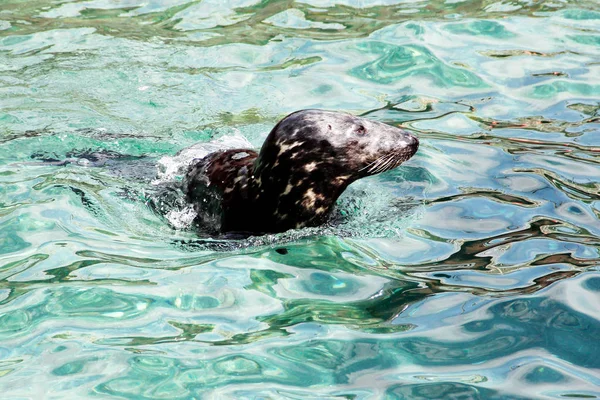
[185,109,419,235]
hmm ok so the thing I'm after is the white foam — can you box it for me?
[165,205,198,230]
[153,133,254,184]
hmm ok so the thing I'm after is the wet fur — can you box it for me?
[185,110,419,235]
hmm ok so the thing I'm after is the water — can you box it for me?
[1,0,599,398]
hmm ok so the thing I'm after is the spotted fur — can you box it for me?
[185,109,419,235]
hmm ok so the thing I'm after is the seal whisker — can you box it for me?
[391,154,407,172]
[391,153,407,171]
[368,157,385,173]
[368,158,387,174]
[372,153,396,174]
[370,156,388,174]
[368,153,396,174]
[377,156,394,174]
[360,155,385,173]
[386,153,404,172]
[384,153,399,171]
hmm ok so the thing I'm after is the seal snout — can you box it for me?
[403,132,419,159]
[389,126,419,162]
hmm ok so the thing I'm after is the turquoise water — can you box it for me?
[1,0,600,398]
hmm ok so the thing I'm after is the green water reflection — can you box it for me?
[1,0,599,398]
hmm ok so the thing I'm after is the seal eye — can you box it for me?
[356,125,366,135]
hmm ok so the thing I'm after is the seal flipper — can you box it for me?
[30,149,156,182]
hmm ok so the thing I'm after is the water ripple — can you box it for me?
[1,0,599,398]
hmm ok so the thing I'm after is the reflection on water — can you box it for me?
[1,0,599,398]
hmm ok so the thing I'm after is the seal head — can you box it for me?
[185,109,419,235]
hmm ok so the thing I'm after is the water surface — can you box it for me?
[1,0,599,398]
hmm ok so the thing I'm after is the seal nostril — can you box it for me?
[408,135,419,157]
[411,135,419,148]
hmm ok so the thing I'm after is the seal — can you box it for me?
[185,109,419,235]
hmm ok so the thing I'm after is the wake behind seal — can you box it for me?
[184,109,419,235]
